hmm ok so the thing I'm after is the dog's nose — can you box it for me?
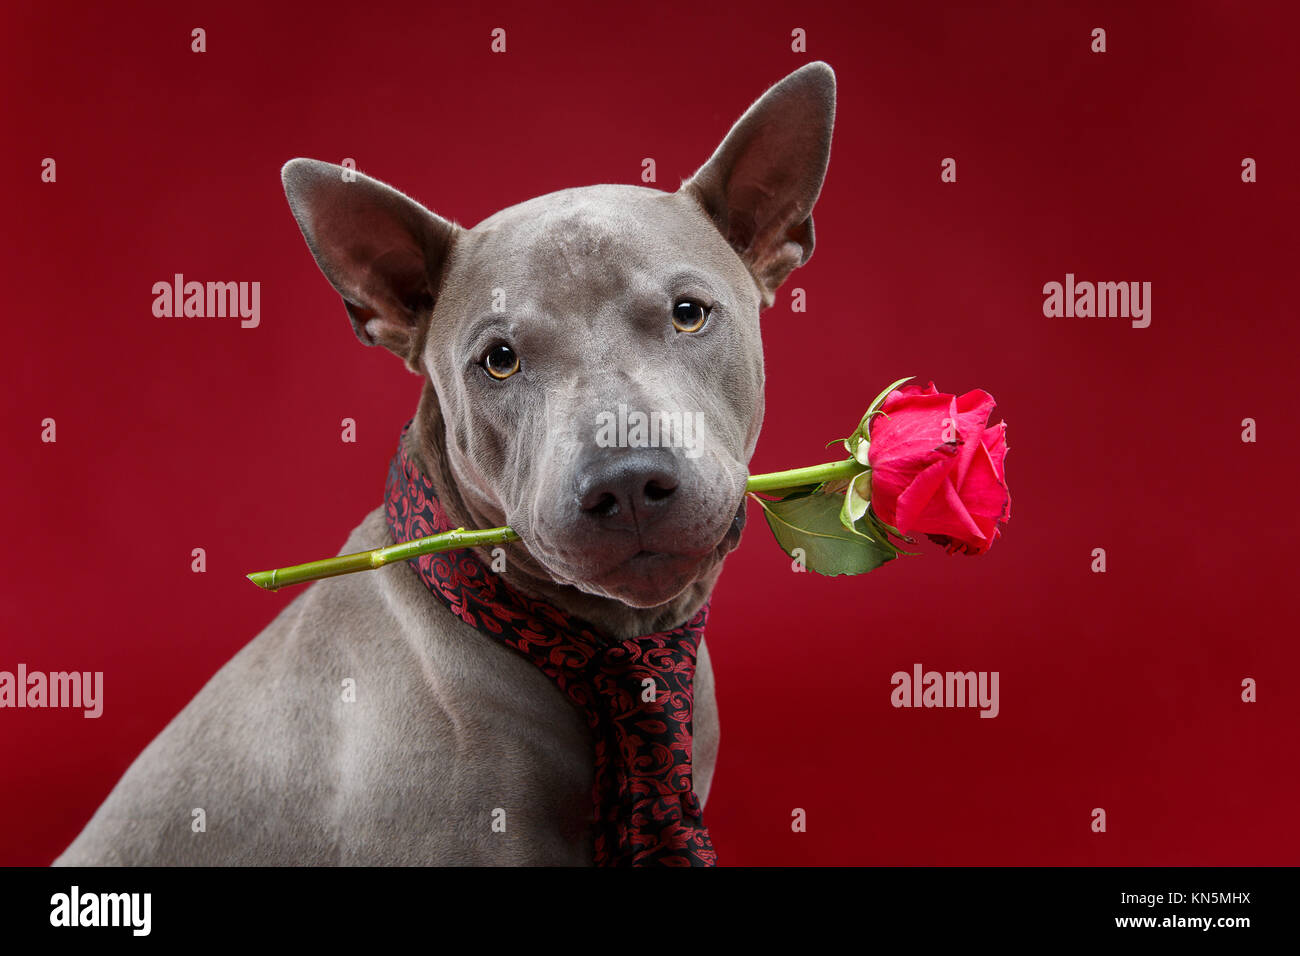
[577,449,680,530]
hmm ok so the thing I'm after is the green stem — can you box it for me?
[742,458,862,493]
[246,527,520,591]
[246,458,862,591]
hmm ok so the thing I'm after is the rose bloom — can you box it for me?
[867,383,1010,555]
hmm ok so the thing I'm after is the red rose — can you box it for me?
[867,383,1010,555]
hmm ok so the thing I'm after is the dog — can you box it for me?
[55,61,835,865]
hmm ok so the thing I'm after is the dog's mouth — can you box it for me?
[612,498,746,568]
[625,499,746,557]
[537,498,748,607]
[716,499,747,554]
[584,549,714,607]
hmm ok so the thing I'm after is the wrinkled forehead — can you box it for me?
[446,185,753,311]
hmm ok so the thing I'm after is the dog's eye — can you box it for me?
[671,299,711,333]
[482,344,520,380]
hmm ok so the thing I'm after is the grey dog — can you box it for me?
[56,61,836,865]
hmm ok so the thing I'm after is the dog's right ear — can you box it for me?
[281,158,456,371]
[682,61,835,309]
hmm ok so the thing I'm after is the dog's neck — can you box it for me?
[403,384,717,641]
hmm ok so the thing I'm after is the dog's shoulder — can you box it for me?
[55,507,595,865]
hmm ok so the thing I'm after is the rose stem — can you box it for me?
[246,458,862,591]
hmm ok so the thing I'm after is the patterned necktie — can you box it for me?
[383,419,716,866]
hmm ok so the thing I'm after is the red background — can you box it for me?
[4,0,1297,865]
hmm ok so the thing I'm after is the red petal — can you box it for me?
[955,438,1009,520]
[893,455,958,533]
[869,390,954,457]
[871,441,959,527]
[914,474,986,545]
[981,420,1009,485]
[950,389,996,488]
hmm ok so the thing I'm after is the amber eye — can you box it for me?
[482,344,520,379]
[671,299,711,333]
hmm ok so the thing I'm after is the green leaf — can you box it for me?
[867,508,908,542]
[863,505,920,557]
[839,468,871,528]
[836,376,915,468]
[860,375,915,430]
[846,433,870,466]
[752,488,897,576]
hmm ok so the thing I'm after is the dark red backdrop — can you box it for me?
[4,0,1297,865]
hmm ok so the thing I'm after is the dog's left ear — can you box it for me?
[682,61,836,307]
[281,158,457,372]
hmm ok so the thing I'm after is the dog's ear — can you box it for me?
[281,159,456,371]
[681,61,835,307]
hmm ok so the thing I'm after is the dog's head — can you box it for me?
[282,63,835,613]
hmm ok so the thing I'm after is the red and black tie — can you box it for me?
[384,419,716,866]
